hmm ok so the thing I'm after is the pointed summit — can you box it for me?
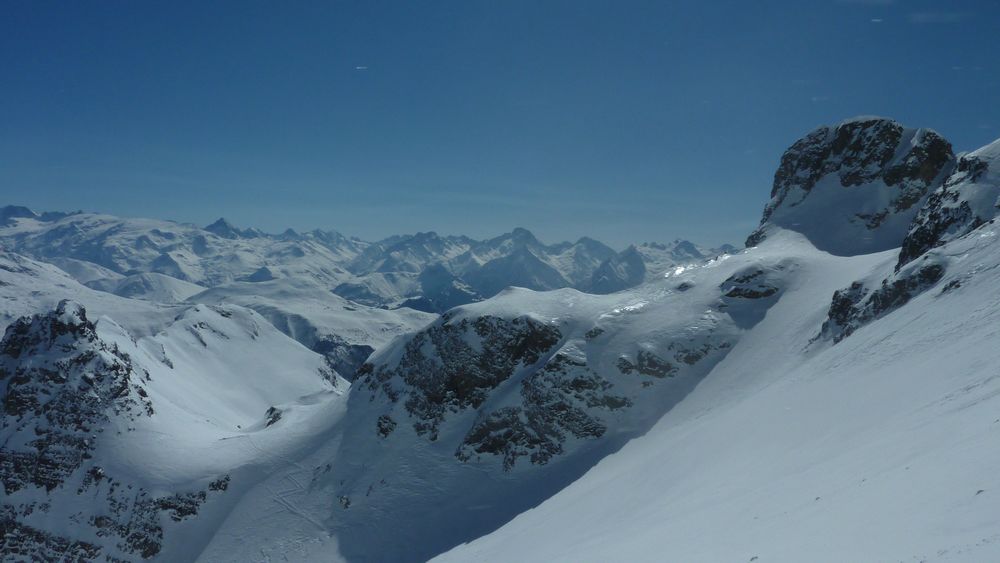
[204,217,243,239]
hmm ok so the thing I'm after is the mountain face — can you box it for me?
[0,298,347,562]
[587,240,731,294]
[747,117,955,255]
[897,138,1000,268]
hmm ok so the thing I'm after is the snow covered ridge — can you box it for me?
[0,298,348,561]
[0,207,731,313]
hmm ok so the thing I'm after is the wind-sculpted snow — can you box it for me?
[747,117,955,255]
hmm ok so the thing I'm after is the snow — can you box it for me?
[2,121,998,562]
[434,226,1000,563]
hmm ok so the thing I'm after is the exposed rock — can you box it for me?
[820,260,946,342]
[897,140,1000,269]
[358,314,562,440]
[457,353,628,470]
[0,302,229,561]
[747,117,955,255]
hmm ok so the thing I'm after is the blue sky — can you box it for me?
[2,0,999,248]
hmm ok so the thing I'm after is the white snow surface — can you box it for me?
[436,226,1000,563]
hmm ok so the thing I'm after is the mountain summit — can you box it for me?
[747,116,955,255]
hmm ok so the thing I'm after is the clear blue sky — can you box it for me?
[2,1,999,248]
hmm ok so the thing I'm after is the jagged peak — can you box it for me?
[746,116,956,256]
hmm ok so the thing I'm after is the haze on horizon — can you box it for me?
[3,0,999,248]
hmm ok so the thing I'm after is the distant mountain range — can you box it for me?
[0,206,732,313]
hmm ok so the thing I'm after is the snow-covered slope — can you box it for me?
[4,115,999,563]
[435,223,1000,563]
[89,272,207,303]
[200,235,800,562]
[0,251,177,337]
[188,277,435,377]
[0,299,349,561]
[432,118,1000,562]
[0,211,363,287]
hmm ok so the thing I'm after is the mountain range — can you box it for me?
[2,116,1000,562]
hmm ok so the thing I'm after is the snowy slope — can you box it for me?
[89,272,207,302]
[4,115,999,563]
[196,229,825,563]
[1,299,349,561]
[188,277,435,376]
[435,224,1000,563]
[0,251,178,337]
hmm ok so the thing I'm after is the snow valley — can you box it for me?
[3,116,1000,562]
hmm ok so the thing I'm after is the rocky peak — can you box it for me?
[746,117,955,255]
[0,301,152,493]
[0,205,40,225]
[589,245,646,294]
[897,138,1000,269]
[0,299,96,361]
[203,217,243,239]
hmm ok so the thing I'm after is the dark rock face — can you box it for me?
[0,301,153,494]
[897,151,995,269]
[616,350,676,378]
[457,353,629,470]
[720,269,780,299]
[820,261,945,343]
[0,302,228,561]
[746,117,955,253]
[312,335,374,380]
[1,508,102,562]
[358,314,562,441]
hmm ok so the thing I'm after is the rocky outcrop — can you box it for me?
[0,302,229,561]
[897,139,1000,269]
[820,258,945,343]
[358,314,562,441]
[747,117,955,255]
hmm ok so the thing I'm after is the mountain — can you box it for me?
[5,115,999,562]
[0,299,348,561]
[430,118,1000,562]
[746,116,955,255]
[88,272,207,303]
[587,239,728,293]
[0,212,364,287]
[0,211,722,313]
[187,277,436,377]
